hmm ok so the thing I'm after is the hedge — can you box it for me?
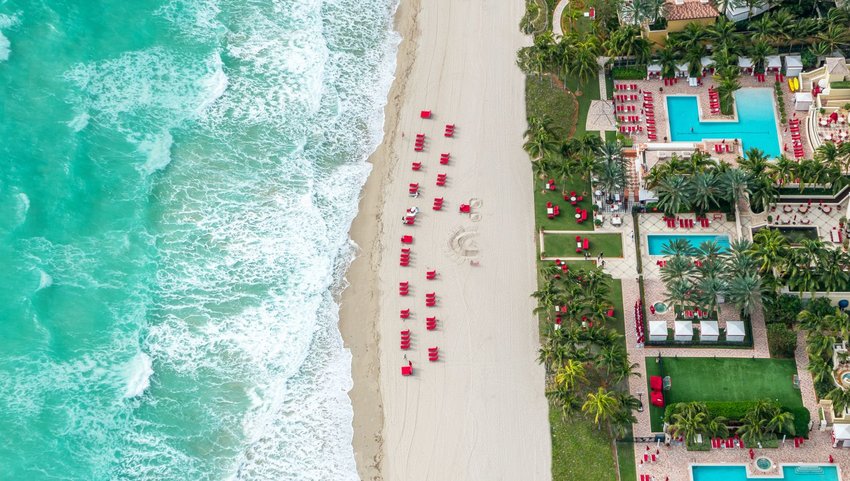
[664,401,810,438]
[612,66,648,80]
[831,81,850,89]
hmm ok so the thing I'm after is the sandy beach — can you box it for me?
[341,0,551,479]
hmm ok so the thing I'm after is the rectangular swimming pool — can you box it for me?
[646,234,731,256]
[667,88,781,157]
[692,465,839,481]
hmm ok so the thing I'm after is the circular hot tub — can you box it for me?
[840,370,850,388]
[756,457,773,472]
[653,302,668,314]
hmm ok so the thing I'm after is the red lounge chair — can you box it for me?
[401,235,413,244]
[411,162,421,171]
[426,270,436,280]
[426,316,437,330]
[444,124,455,137]
[426,292,435,298]
[420,110,431,119]
[405,216,415,225]
[401,363,413,376]
[607,308,615,317]
[400,309,410,319]
[650,375,663,391]
[440,153,450,165]
[651,390,664,407]
[582,238,589,250]
[459,204,470,213]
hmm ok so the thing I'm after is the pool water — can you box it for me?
[692,465,838,481]
[667,88,781,157]
[647,234,731,256]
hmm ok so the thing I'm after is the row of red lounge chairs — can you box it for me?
[790,119,804,159]
[402,113,456,377]
[662,216,711,229]
[643,92,657,141]
[713,143,734,154]
[708,87,720,115]
[614,83,640,91]
[615,105,637,112]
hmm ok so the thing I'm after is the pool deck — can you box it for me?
[615,75,811,160]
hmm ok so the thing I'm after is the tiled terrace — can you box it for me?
[739,197,850,244]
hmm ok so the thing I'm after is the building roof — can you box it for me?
[785,55,803,69]
[701,56,715,67]
[834,423,850,440]
[826,57,850,77]
[665,1,718,21]
[648,63,662,72]
[738,57,753,68]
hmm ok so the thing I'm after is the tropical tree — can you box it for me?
[721,168,751,206]
[691,171,720,214]
[555,358,589,390]
[752,228,788,276]
[656,174,693,215]
[748,41,775,73]
[582,387,620,428]
[657,44,679,79]
[726,274,762,317]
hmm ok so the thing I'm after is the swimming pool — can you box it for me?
[647,234,731,255]
[667,88,781,157]
[691,465,839,481]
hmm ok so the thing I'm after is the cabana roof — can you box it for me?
[726,320,745,337]
[676,62,689,72]
[674,320,694,336]
[834,423,850,441]
[648,63,662,73]
[649,320,667,336]
[766,55,781,69]
[738,57,753,68]
[785,55,803,68]
[699,320,719,336]
[701,56,715,67]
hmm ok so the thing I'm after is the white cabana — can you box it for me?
[700,320,719,342]
[726,320,746,342]
[674,320,694,342]
[784,54,803,78]
[738,57,754,72]
[649,321,668,342]
[794,92,813,111]
[676,62,689,77]
[766,55,782,71]
[647,63,662,78]
[834,424,850,447]
[701,56,715,72]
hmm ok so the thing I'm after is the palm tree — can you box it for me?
[720,168,751,207]
[555,358,589,390]
[715,72,741,116]
[726,274,761,317]
[818,248,850,294]
[767,410,796,436]
[691,171,720,214]
[668,402,710,444]
[524,125,560,161]
[547,386,583,419]
[657,44,679,80]
[748,16,772,43]
[662,239,698,257]
[660,255,696,283]
[748,41,775,74]
[748,176,778,214]
[827,387,850,415]
[656,174,693,216]
[736,411,770,446]
[826,309,850,341]
[768,10,797,50]
[709,18,742,47]
[567,39,600,85]
[752,228,788,276]
[594,142,627,201]
[582,387,620,428]
[768,155,797,186]
[815,23,850,54]
[665,279,693,313]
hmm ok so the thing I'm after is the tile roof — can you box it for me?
[665,1,718,20]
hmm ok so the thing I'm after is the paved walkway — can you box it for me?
[551,0,568,36]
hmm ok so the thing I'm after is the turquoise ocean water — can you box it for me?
[0,1,398,479]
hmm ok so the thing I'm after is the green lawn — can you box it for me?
[616,442,636,481]
[543,233,624,258]
[551,408,618,481]
[644,357,804,432]
[526,76,578,138]
[562,71,601,136]
[534,179,595,231]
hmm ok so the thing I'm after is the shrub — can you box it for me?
[765,294,802,325]
[664,401,810,438]
[767,323,797,358]
[612,66,648,80]
[831,81,850,89]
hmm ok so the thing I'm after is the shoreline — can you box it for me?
[339,0,421,480]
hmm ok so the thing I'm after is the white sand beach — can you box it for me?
[342,0,552,479]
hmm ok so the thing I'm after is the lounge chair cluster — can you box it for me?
[564,190,583,204]
[650,375,665,407]
[708,87,720,115]
[789,118,805,159]
[633,300,645,344]
[661,215,712,229]
[662,77,680,86]
[400,111,463,377]
[712,143,734,154]
[612,85,656,140]
[546,201,560,219]
[615,83,640,91]
[710,436,746,448]
[643,92,656,141]
[575,207,589,224]
[574,235,590,253]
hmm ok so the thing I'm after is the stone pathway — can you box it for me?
[551,0,568,36]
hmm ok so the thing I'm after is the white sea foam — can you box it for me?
[67,112,90,132]
[123,352,154,398]
[35,269,53,291]
[0,31,9,62]
[137,131,174,175]
[15,192,29,225]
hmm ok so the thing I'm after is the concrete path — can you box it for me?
[552,0,568,36]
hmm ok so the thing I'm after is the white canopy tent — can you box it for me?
[676,62,689,77]
[649,321,668,342]
[674,321,694,342]
[766,55,782,71]
[726,320,746,342]
[647,63,662,78]
[794,92,813,111]
[784,55,803,78]
[700,320,719,342]
[738,57,754,72]
[833,423,850,448]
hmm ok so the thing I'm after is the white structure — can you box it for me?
[738,57,754,73]
[794,92,813,111]
[649,321,668,342]
[701,56,715,73]
[766,55,781,72]
[699,320,719,342]
[726,320,746,342]
[784,55,803,78]
[674,320,694,342]
[726,3,771,22]
[676,62,689,78]
[833,423,850,448]
[648,63,662,78]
